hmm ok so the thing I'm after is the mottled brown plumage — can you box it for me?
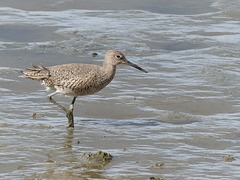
[20,50,147,127]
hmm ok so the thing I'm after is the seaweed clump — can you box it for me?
[80,151,112,168]
[149,177,166,180]
[222,155,235,162]
[150,162,164,169]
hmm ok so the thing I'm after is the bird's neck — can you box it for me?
[103,62,117,81]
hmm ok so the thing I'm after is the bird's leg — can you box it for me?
[47,91,58,99]
[47,93,77,128]
[66,97,77,128]
[69,96,76,112]
[48,96,68,113]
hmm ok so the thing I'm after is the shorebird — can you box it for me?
[20,50,148,127]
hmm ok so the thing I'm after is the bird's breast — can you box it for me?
[65,73,113,96]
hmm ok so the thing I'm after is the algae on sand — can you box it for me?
[80,151,113,168]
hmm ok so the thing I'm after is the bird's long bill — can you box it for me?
[125,60,148,73]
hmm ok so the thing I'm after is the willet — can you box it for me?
[20,50,148,127]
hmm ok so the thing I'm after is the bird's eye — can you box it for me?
[115,55,121,59]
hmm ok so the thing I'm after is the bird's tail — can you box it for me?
[19,64,50,81]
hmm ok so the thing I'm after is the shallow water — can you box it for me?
[1,0,240,179]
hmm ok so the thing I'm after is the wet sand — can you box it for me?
[0,0,215,14]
